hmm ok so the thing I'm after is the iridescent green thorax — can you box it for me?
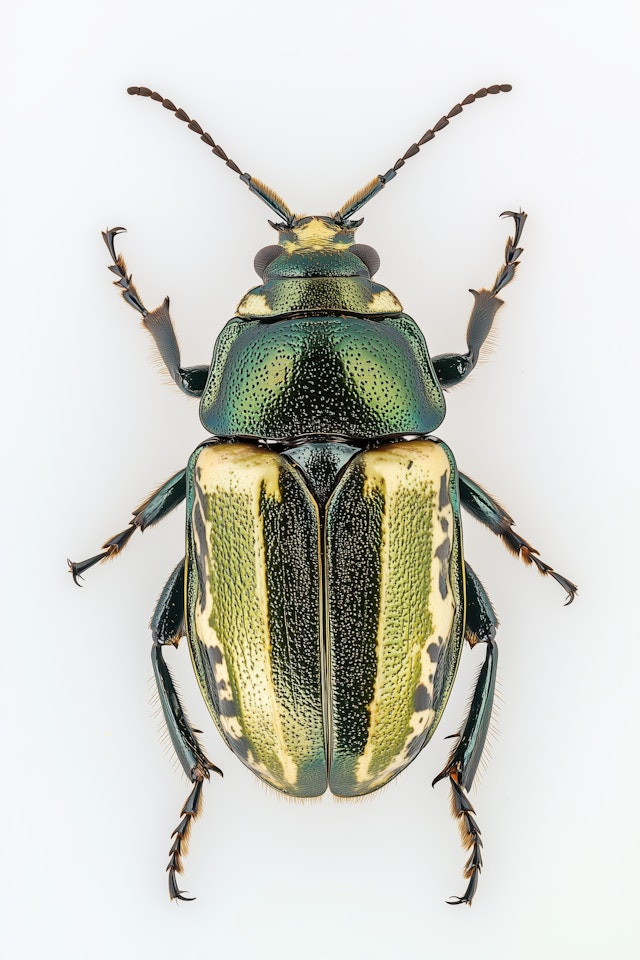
[200,313,446,440]
[238,216,402,318]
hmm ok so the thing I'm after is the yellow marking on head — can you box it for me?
[368,289,403,313]
[237,291,272,316]
[282,218,353,254]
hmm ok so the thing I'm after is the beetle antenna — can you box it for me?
[127,86,294,225]
[336,84,512,222]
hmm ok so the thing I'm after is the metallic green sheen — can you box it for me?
[239,276,398,316]
[264,249,368,279]
[199,314,446,440]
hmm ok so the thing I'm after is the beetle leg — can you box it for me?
[67,469,186,583]
[433,562,498,905]
[152,645,221,901]
[103,227,209,397]
[151,557,185,645]
[432,211,526,388]
[151,566,222,900]
[458,472,578,604]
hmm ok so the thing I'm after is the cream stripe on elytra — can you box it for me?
[355,442,455,789]
[193,444,303,791]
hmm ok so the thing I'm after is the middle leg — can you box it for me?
[68,468,186,583]
[459,472,577,603]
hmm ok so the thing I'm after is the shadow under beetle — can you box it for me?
[69,83,577,904]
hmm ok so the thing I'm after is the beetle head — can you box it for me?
[253,217,379,280]
[239,216,398,319]
[126,84,511,318]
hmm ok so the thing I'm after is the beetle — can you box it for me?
[69,83,577,905]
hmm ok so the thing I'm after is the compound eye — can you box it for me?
[254,245,282,278]
[350,244,380,277]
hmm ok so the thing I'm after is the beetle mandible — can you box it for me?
[69,83,577,904]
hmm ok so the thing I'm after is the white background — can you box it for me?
[2,1,638,957]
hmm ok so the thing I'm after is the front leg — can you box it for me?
[433,210,526,389]
[459,473,578,604]
[103,227,209,397]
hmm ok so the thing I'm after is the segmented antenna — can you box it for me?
[127,86,294,223]
[337,84,512,222]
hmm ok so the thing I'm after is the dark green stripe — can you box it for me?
[326,462,382,761]
[261,466,326,792]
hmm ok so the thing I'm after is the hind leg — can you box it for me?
[151,560,221,900]
[433,563,498,905]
